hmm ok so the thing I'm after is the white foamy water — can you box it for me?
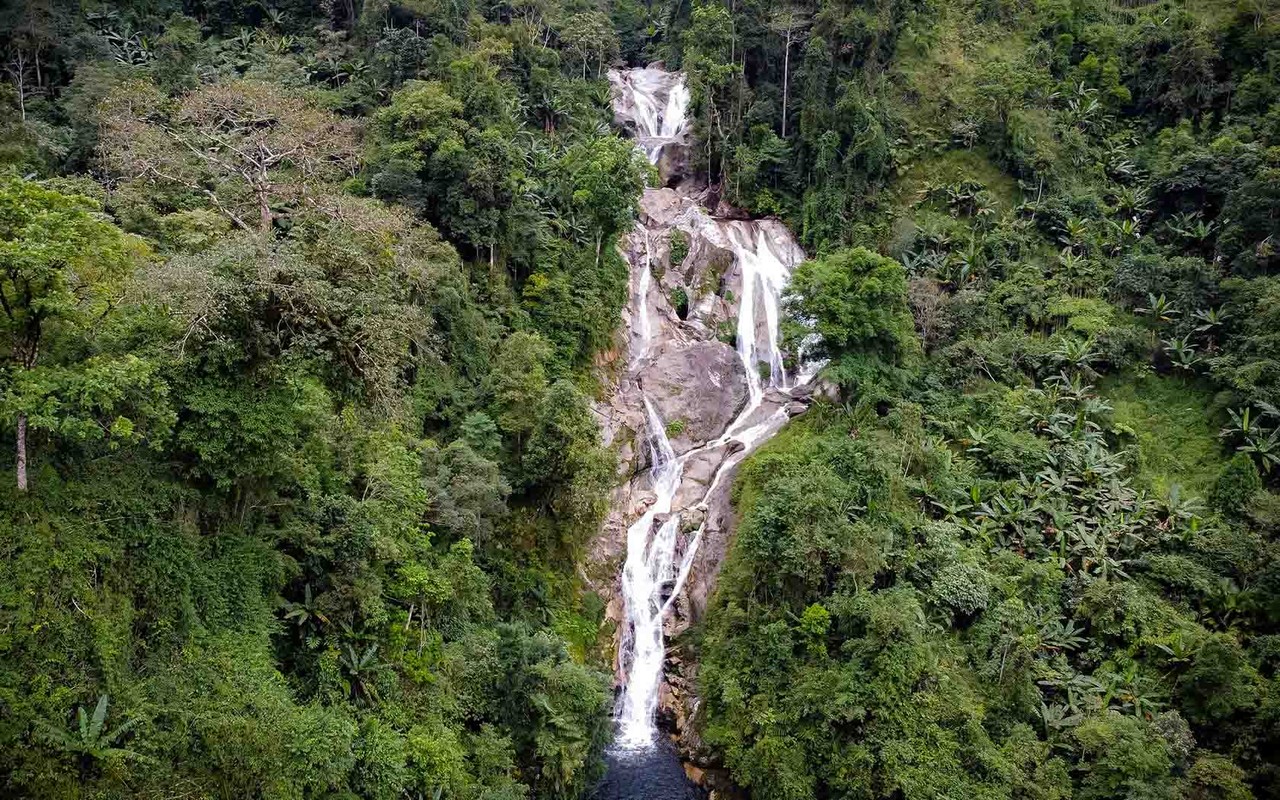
[616,400,682,746]
[609,66,690,164]
[725,222,797,407]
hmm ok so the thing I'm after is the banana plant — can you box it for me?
[1039,701,1084,736]
[1221,406,1264,442]
[1136,292,1179,324]
[1054,337,1100,377]
[1110,185,1151,218]
[1058,217,1091,253]
[35,695,143,768]
[1153,629,1201,671]
[1039,668,1106,715]
[1057,247,1087,278]
[929,496,974,521]
[1162,334,1201,372]
[1223,407,1280,472]
[1100,664,1163,719]
[282,583,329,636]
[963,425,993,455]
[1192,306,1229,333]
[1239,427,1280,473]
[1205,578,1244,630]
[339,643,389,707]
[1154,484,1203,533]
[900,250,931,275]
[1104,217,1141,255]
[1167,212,1217,244]
[1037,617,1087,653]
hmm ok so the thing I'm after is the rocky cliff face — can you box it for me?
[590,66,819,779]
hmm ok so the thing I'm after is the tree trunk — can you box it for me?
[16,413,28,493]
[730,0,737,64]
[782,33,791,138]
[258,192,272,232]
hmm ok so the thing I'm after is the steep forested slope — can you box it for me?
[1,2,643,797]
[617,0,1280,798]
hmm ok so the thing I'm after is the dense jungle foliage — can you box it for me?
[3,0,1280,798]
[0,1,646,797]
[650,0,1280,798]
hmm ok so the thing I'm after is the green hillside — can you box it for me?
[2,0,1279,798]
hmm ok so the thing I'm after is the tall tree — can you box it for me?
[0,179,163,491]
[557,11,620,79]
[769,6,809,139]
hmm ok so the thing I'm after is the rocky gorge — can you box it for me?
[589,65,822,795]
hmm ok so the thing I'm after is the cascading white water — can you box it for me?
[616,400,683,746]
[607,66,816,755]
[726,223,794,408]
[610,67,691,164]
[632,231,652,364]
[660,80,690,139]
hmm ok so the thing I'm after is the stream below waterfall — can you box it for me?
[593,65,817,798]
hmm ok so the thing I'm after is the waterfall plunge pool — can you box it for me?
[593,736,706,800]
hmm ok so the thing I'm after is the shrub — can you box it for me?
[1210,454,1261,517]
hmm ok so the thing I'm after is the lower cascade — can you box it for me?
[596,64,822,782]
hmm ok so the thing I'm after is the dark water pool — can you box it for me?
[592,738,706,800]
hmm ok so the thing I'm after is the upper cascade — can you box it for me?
[608,66,692,170]
[597,66,822,755]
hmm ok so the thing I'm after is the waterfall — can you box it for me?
[616,400,682,746]
[726,223,793,408]
[632,230,652,364]
[610,67,691,164]
[660,80,690,139]
[604,66,817,756]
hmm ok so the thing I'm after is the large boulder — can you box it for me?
[637,341,747,453]
[656,142,692,187]
[638,188,689,229]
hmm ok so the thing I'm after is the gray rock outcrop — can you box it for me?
[637,342,747,455]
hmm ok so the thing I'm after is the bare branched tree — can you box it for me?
[99,80,361,233]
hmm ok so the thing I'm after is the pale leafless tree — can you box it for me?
[908,276,951,352]
[99,80,361,233]
[770,6,810,139]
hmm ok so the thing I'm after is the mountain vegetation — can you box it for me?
[1,2,644,797]
[2,0,1279,799]
[645,0,1280,798]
